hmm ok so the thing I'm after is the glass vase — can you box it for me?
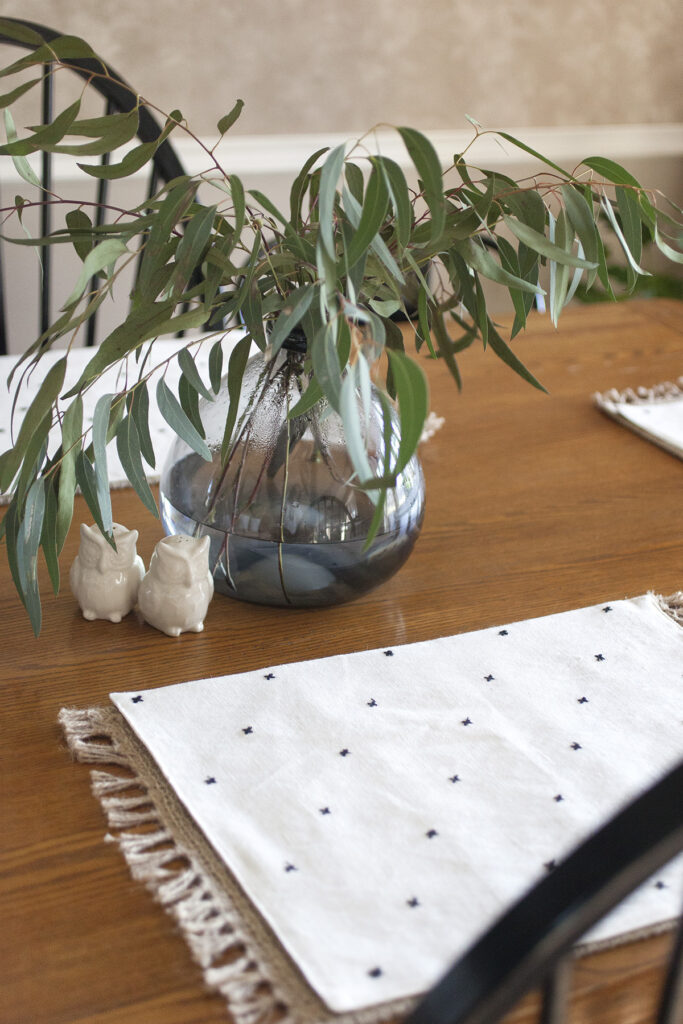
[159,344,425,608]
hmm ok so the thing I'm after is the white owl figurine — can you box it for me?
[70,522,145,622]
[137,534,214,637]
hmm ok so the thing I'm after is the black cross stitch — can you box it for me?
[484,674,495,682]
[498,630,508,636]
[603,606,612,613]
[285,863,297,872]
[595,653,605,662]
[407,897,420,908]
[426,829,438,838]
[205,776,216,785]
[368,967,383,978]
[367,698,378,707]
[319,807,331,815]
[554,794,564,802]
[264,673,275,680]
[571,741,582,750]
[449,774,460,783]
[384,650,394,657]
[654,880,667,890]
[577,696,589,704]
[339,748,350,756]
[462,717,472,726]
[242,726,253,735]
[131,695,143,703]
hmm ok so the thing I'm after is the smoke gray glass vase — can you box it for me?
[159,345,425,608]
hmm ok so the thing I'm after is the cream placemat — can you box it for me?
[594,378,683,460]
[60,592,683,1023]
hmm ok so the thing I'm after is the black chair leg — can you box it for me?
[540,956,572,1024]
[658,909,683,1024]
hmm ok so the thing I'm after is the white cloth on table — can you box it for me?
[110,592,683,1013]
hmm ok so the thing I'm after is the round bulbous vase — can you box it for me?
[159,345,425,608]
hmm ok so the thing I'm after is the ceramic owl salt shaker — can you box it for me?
[70,522,145,622]
[137,534,214,637]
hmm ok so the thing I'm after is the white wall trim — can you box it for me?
[2,123,681,184]
[188,123,683,177]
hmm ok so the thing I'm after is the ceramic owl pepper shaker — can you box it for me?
[137,534,214,637]
[70,522,145,622]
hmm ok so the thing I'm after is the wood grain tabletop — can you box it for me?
[2,298,681,1024]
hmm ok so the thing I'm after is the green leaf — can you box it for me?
[178,373,205,437]
[311,323,343,413]
[178,347,214,402]
[3,109,40,187]
[495,131,571,177]
[432,310,462,389]
[287,376,323,420]
[345,161,365,205]
[61,239,128,308]
[288,146,328,229]
[228,173,245,241]
[78,139,158,180]
[209,339,224,393]
[0,99,80,154]
[374,155,412,250]
[318,143,346,259]
[217,98,244,135]
[0,75,42,109]
[342,185,405,284]
[47,109,140,156]
[397,126,445,241]
[41,480,60,595]
[503,215,596,269]
[171,203,216,295]
[486,319,547,392]
[582,156,642,188]
[116,416,159,517]
[8,357,66,483]
[0,18,45,45]
[600,195,651,278]
[385,350,428,476]
[340,373,376,494]
[268,284,315,356]
[549,209,572,326]
[156,378,211,461]
[454,238,544,295]
[561,185,600,290]
[91,394,113,535]
[75,451,110,539]
[17,478,45,636]
[616,186,643,267]
[56,396,83,552]
[345,163,390,270]
[220,334,252,463]
[65,209,94,263]
[128,384,155,468]
[136,178,197,297]
[654,222,683,264]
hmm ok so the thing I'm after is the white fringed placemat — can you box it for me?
[60,592,683,1023]
[594,378,683,460]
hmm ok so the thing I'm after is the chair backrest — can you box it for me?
[408,758,683,1024]
[0,17,187,355]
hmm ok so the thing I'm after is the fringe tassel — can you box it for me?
[594,377,683,407]
[655,591,683,626]
[59,706,291,1024]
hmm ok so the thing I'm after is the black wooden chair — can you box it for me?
[0,17,187,355]
[408,758,683,1024]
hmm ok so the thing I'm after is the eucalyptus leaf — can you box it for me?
[61,239,128,308]
[75,451,111,539]
[56,396,83,552]
[178,347,214,402]
[16,478,45,635]
[41,479,60,595]
[116,416,159,517]
[217,99,244,136]
[397,126,444,241]
[156,378,211,461]
[220,333,252,463]
[3,109,41,187]
[91,393,113,534]
[128,384,155,469]
[318,143,346,260]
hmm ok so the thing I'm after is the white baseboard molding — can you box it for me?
[186,123,683,177]
[1,123,681,184]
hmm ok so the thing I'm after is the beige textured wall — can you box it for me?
[11,0,683,137]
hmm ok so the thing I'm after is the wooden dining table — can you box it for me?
[2,297,681,1024]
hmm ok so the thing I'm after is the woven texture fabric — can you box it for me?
[101,593,683,1014]
[595,378,683,461]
